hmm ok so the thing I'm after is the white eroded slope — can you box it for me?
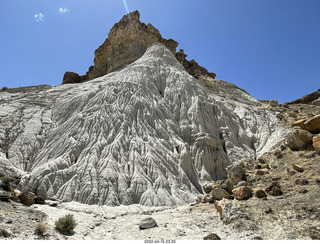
[0,44,288,206]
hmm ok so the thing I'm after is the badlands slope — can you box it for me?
[0,43,288,206]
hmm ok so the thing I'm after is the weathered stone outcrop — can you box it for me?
[285,89,320,105]
[62,10,216,84]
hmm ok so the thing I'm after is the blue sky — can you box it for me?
[1,0,319,103]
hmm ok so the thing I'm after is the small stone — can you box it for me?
[292,164,304,172]
[232,186,252,200]
[265,182,283,196]
[265,207,273,214]
[6,219,13,224]
[203,233,221,240]
[255,189,267,199]
[139,217,158,230]
[253,236,263,240]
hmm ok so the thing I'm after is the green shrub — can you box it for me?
[34,222,47,236]
[55,214,77,235]
[0,176,12,191]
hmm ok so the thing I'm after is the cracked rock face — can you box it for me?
[0,44,288,206]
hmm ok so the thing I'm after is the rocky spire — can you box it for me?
[62,10,216,84]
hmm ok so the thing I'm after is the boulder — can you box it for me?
[286,128,314,150]
[226,162,246,187]
[210,187,230,200]
[35,195,46,204]
[265,182,283,196]
[304,115,320,133]
[255,189,267,198]
[313,134,320,151]
[232,186,252,200]
[203,233,221,240]
[220,179,233,194]
[202,183,213,194]
[139,217,158,230]
[19,191,35,206]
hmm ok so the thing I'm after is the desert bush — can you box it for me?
[34,223,47,236]
[55,214,77,235]
[0,176,12,191]
[1,87,8,91]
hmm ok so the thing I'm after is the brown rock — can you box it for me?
[292,164,304,172]
[19,191,35,206]
[255,189,267,198]
[62,10,215,84]
[313,134,320,151]
[286,128,314,151]
[232,186,252,200]
[210,187,230,200]
[265,182,283,196]
[304,115,320,134]
[292,119,307,130]
[203,233,221,240]
[35,195,46,204]
[226,162,246,187]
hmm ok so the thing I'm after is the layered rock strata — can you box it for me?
[62,10,215,84]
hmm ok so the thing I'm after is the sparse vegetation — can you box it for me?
[34,223,47,236]
[0,176,12,191]
[1,86,8,91]
[55,214,77,235]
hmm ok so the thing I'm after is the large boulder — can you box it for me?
[19,191,35,206]
[232,186,252,200]
[313,134,320,151]
[304,115,320,134]
[285,128,314,150]
[210,187,230,200]
[226,162,246,187]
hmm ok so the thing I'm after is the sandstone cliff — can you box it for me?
[62,10,215,84]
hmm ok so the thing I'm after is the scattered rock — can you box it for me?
[292,164,304,172]
[309,227,320,240]
[286,128,314,151]
[265,182,283,196]
[253,236,263,240]
[35,196,46,205]
[19,191,35,206]
[304,115,320,133]
[255,189,267,199]
[295,179,309,185]
[202,194,214,203]
[313,134,320,151]
[232,186,252,200]
[210,188,230,200]
[202,183,213,194]
[220,179,233,194]
[139,217,158,230]
[226,162,247,187]
[265,207,273,214]
[203,233,221,240]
